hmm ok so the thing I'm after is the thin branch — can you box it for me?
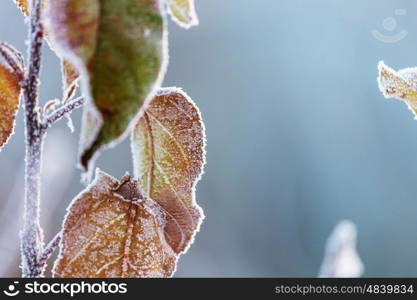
[36,233,62,274]
[41,96,85,131]
[0,42,24,80]
[1,42,25,67]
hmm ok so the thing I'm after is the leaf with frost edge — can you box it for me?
[53,169,179,278]
[45,0,169,174]
[377,61,417,118]
[131,87,206,255]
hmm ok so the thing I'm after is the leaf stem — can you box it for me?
[41,96,85,132]
[20,0,45,278]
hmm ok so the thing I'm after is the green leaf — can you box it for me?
[131,88,205,254]
[46,0,168,171]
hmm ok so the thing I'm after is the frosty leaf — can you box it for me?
[0,63,21,150]
[378,61,417,117]
[53,170,177,278]
[319,220,364,278]
[13,0,29,16]
[131,88,205,254]
[165,0,198,28]
[46,0,168,171]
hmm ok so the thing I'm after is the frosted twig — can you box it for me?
[318,220,364,278]
[0,42,24,80]
[41,96,85,131]
[20,0,45,278]
[36,233,61,275]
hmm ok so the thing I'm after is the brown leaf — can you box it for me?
[53,170,177,278]
[131,88,206,254]
[0,63,21,150]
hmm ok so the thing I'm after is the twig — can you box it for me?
[20,1,83,277]
[36,233,62,275]
[0,42,24,80]
[20,0,45,278]
[0,42,25,67]
[41,96,85,132]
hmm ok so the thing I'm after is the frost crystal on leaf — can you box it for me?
[319,220,364,278]
[131,87,206,255]
[53,170,177,278]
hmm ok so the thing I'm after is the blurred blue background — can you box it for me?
[1,0,417,277]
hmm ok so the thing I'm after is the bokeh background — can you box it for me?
[1,0,417,277]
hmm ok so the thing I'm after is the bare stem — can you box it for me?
[20,0,45,278]
[36,233,62,275]
[19,1,84,278]
[41,96,85,132]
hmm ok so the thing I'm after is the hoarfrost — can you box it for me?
[53,170,177,278]
[377,61,417,117]
[131,87,206,255]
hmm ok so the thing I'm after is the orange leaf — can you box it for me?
[131,88,206,254]
[13,0,29,16]
[0,63,21,150]
[53,170,177,278]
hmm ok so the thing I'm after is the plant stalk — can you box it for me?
[20,0,45,278]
